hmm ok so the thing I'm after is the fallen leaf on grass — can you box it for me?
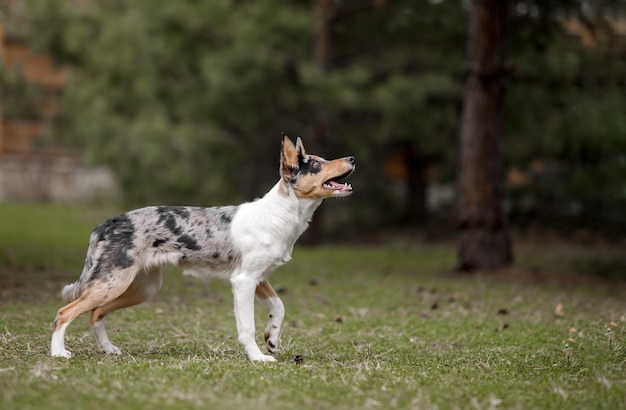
[294,354,304,365]
[555,303,565,317]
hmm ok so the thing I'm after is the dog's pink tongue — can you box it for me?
[327,181,351,191]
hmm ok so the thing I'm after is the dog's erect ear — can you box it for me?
[295,137,306,158]
[280,134,299,182]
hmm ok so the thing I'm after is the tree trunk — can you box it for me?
[457,0,513,271]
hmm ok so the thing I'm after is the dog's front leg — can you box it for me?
[230,274,277,362]
[255,281,284,354]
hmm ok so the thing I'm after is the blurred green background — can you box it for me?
[2,0,626,242]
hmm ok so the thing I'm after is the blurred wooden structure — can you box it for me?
[0,5,115,201]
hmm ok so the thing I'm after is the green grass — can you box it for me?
[1,203,625,409]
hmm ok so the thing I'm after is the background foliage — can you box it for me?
[4,0,626,238]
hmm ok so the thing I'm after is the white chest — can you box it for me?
[230,182,321,274]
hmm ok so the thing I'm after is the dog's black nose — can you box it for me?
[346,156,355,164]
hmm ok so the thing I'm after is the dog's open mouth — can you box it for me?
[323,169,353,193]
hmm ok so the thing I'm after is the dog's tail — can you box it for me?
[61,282,82,304]
[61,228,104,304]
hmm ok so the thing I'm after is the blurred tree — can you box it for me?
[306,0,465,229]
[6,0,626,241]
[505,0,626,235]
[9,0,466,229]
[458,0,513,271]
[9,0,316,205]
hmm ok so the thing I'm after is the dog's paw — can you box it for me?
[51,348,72,358]
[250,353,277,363]
[101,344,122,355]
[264,330,280,354]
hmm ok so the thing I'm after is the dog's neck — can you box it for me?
[274,180,322,222]
[257,181,323,240]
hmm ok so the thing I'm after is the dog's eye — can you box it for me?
[311,160,321,169]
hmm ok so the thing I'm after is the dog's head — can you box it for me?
[280,134,355,199]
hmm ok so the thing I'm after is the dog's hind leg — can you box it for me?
[90,267,163,355]
[51,267,140,358]
[51,289,124,358]
[255,281,285,355]
[51,295,87,358]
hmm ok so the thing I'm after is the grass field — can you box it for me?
[1,203,625,409]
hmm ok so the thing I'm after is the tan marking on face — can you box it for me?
[255,280,278,300]
[293,157,354,200]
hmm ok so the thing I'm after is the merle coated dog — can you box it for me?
[51,135,354,361]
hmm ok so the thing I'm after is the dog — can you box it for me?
[50,135,354,361]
